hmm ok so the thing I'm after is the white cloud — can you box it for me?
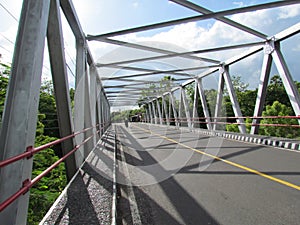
[278,5,300,19]
[132,1,139,8]
[292,42,300,52]
[100,5,300,88]
[0,26,18,63]
[233,2,245,7]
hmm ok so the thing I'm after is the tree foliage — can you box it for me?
[180,75,300,138]
[0,63,67,225]
[0,63,9,121]
[28,135,66,225]
[259,101,300,138]
[111,108,145,122]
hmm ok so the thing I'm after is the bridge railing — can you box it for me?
[145,116,300,128]
[0,122,110,213]
[0,1,111,224]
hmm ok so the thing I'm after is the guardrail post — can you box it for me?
[0,1,50,224]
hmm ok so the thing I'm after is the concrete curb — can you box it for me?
[142,123,300,151]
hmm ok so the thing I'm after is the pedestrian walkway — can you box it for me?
[41,129,116,225]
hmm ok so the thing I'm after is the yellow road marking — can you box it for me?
[132,124,300,191]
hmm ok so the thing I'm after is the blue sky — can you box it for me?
[1,0,300,91]
[72,0,280,34]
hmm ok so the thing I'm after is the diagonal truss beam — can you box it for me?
[104,82,178,88]
[106,90,159,94]
[100,65,219,80]
[96,41,263,68]
[102,77,187,83]
[87,1,299,40]
[98,64,205,78]
[99,38,220,64]
[171,0,267,39]
[146,21,300,102]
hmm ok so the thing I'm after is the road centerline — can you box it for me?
[132,124,300,191]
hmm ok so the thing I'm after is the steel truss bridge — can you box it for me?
[1,0,300,224]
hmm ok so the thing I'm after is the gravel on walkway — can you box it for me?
[40,128,116,225]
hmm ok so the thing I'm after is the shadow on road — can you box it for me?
[116,125,220,225]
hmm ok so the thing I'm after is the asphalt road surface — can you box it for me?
[115,123,300,225]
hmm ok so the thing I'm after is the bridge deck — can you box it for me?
[115,123,300,225]
[41,123,300,225]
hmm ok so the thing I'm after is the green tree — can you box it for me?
[259,101,300,138]
[39,80,60,138]
[139,75,175,105]
[265,75,300,113]
[0,62,10,121]
[0,63,67,224]
[28,135,66,225]
[138,76,176,125]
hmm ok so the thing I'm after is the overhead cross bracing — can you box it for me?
[86,0,300,109]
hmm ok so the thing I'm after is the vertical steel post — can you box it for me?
[102,94,105,130]
[103,98,107,130]
[95,92,101,140]
[272,42,300,118]
[74,39,85,167]
[0,1,50,224]
[222,65,246,134]
[251,46,272,134]
[152,101,157,124]
[156,98,163,125]
[181,87,192,128]
[97,89,103,135]
[168,93,173,124]
[197,78,212,130]
[89,65,97,144]
[213,70,225,130]
[170,92,179,127]
[192,81,199,128]
[145,107,149,123]
[178,89,183,126]
[101,93,105,131]
[83,64,94,157]
[162,95,170,125]
[148,103,153,124]
[47,0,77,181]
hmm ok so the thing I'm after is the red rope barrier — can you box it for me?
[0,123,110,168]
[0,129,102,212]
[151,116,300,128]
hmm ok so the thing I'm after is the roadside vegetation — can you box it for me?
[0,62,67,225]
[129,75,300,139]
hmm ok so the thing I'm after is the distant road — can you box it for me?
[115,123,300,225]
